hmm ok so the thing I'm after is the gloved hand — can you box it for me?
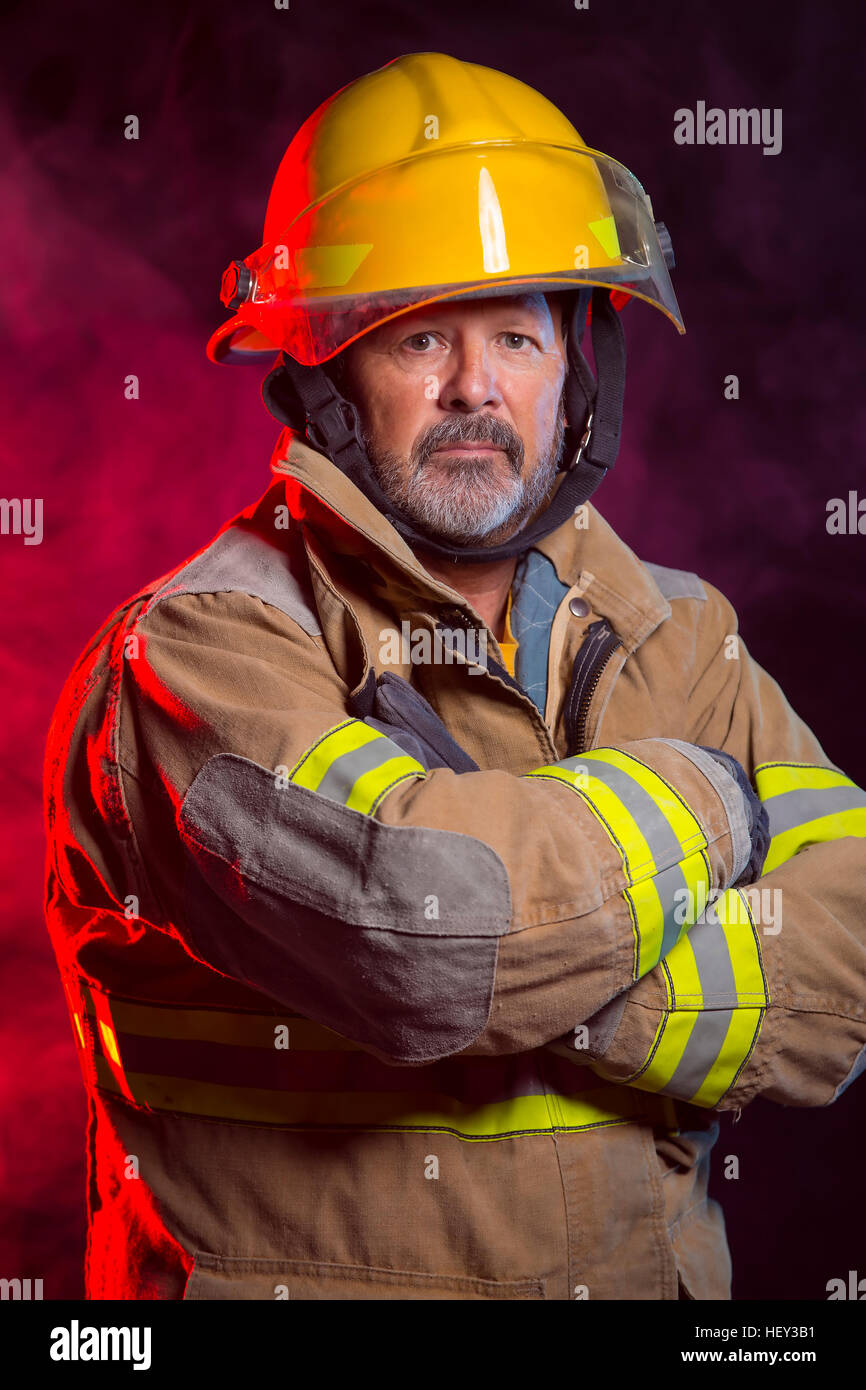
[697,745,771,886]
[349,670,480,773]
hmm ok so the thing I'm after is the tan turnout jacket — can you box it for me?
[43,427,866,1300]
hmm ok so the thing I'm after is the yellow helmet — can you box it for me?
[207,51,683,366]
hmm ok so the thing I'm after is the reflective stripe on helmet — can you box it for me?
[288,718,426,813]
[754,762,866,872]
[524,747,711,981]
[71,980,681,1141]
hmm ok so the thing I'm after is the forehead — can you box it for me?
[383,291,564,334]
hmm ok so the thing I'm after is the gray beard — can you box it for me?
[364,396,567,547]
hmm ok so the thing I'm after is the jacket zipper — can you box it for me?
[437,605,523,693]
[436,604,557,747]
[440,604,622,757]
[568,619,623,756]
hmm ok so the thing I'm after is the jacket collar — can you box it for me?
[269,427,671,654]
[532,506,672,653]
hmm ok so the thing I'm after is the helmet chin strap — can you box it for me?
[261,286,626,564]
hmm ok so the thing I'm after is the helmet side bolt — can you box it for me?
[220,261,254,309]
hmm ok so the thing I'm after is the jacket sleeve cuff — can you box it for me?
[576,887,771,1108]
[653,738,753,885]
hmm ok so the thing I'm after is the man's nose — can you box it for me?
[437,339,503,413]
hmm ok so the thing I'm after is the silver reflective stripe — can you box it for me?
[663,1009,735,1098]
[559,753,693,959]
[644,861,691,958]
[687,909,738,1005]
[315,736,407,804]
[766,784,866,837]
[558,754,684,864]
[660,897,745,1096]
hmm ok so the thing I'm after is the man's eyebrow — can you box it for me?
[486,302,550,322]
[391,306,551,336]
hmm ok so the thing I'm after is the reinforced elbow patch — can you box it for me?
[176,736,511,1064]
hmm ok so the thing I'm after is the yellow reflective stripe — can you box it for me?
[666,901,769,1009]
[542,1086,641,1132]
[82,983,682,1140]
[632,1010,698,1093]
[755,762,866,872]
[61,976,89,1051]
[628,1008,764,1109]
[720,908,769,1000]
[289,718,375,788]
[626,849,709,979]
[525,748,711,980]
[597,889,768,1108]
[92,1053,655,1140]
[581,749,707,857]
[664,930,703,1002]
[345,755,425,814]
[527,765,657,877]
[81,981,136,1105]
[755,763,850,798]
[763,814,866,872]
[98,1019,121,1066]
[288,718,426,814]
[692,1009,764,1107]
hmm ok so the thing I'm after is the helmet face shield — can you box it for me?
[209,143,683,366]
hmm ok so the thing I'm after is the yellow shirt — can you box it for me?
[498,587,518,677]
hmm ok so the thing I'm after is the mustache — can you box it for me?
[412,415,525,477]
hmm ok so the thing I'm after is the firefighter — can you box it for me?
[43,52,866,1301]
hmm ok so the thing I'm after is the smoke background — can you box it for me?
[1,0,864,1299]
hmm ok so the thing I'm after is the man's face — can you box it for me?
[339,292,570,546]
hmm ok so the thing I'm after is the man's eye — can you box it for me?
[404,332,438,351]
[503,333,531,349]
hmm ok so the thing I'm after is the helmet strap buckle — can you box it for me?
[305,390,365,465]
[568,409,594,472]
[263,352,368,472]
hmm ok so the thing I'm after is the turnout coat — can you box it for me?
[43,428,866,1300]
